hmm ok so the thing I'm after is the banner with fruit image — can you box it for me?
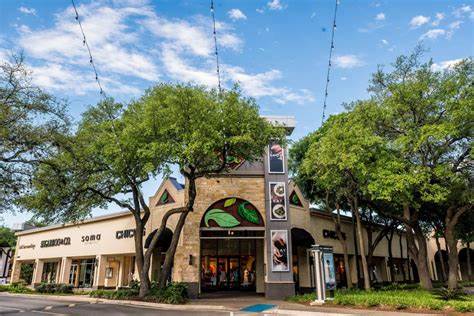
[269,182,287,221]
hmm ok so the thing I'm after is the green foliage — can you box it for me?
[35,283,73,294]
[0,282,34,294]
[150,282,188,304]
[0,226,16,247]
[89,282,187,304]
[435,287,466,301]
[0,54,69,213]
[287,288,474,312]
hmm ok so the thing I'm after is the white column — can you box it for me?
[59,258,72,284]
[94,255,106,289]
[32,259,44,285]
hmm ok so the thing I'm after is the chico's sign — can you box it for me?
[116,229,146,240]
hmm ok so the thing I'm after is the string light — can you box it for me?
[71,0,106,98]
[321,0,340,124]
[210,0,222,94]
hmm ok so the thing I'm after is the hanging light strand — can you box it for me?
[71,0,106,98]
[210,0,222,94]
[321,0,339,124]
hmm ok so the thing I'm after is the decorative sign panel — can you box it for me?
[269,182,287,221]
[157,189,175,205]
[268,141,284,173]
[289,191,303,207]
[200,198,264,228]
[271,230,289,272]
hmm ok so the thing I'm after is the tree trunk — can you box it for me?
[133,218,151,297]
[386,230,395,282]
[444,206,470,289]
[333,207,352,289]
[403,204,432,289]
[435,236,447,282]
[398,232,406,281]
[468,242,472,281]
[158,176,197,288]
[351,196,371,290]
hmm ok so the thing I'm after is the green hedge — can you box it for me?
[287,289,474,313]
[0,283,35,294]
[35,283,73,294]
[89,282,188,304]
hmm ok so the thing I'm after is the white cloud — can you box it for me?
[4,1,311,104]
[449,20,462,30]
[410,15,430,28]
[228,9,247,21]
[432,12,444,26]
[267,0,285,11]
[381,39,389,45]
[420,29,446,40]
[431,58,463,71]
[340,76,347,81]
[19,6,36,15]
[256,8,265,14]
[333,55,365,68]
[310,12,316,19]
[375,13,385,21]
[453,5,472,18]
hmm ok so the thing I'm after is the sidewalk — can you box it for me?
[3,292,440,315]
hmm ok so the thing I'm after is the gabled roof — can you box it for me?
[169,177,184,190]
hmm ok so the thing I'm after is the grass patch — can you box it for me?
[287,288,474,313]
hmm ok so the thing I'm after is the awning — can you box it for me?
[291,227,315,248]
[144,227,173,251]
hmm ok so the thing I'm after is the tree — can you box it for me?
[297,103,385,290]
[456,212,474,281]
[0,54,68,213]
[24,84,283,297]
[290,132,353,289]
[367,48,473,289]
[0,226,16,247]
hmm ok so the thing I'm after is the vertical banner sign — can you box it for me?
[322,250,336,297]
[268,141,284,173]
[269,182,287,220]
[271,230,289,271]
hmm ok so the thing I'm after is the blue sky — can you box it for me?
[1,0,473,226]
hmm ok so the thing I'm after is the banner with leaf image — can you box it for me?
[200,198,264,228]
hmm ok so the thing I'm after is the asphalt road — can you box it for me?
[0,294,230,316]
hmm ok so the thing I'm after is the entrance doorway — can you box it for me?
[201,239,258,292]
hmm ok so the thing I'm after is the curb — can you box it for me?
[2,293,230,312]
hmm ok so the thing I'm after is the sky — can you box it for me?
[1,0,473,227]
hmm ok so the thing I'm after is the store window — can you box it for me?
[41,262,59,283]
[69,258,96,288]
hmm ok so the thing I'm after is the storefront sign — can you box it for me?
[271,230,289,272]
[40,237,71,248]
[323,229,346,240]
[269,182,287,221]
[116,229,145,239]
[268,141,284,173]
[200,198,264,228]
[81,234,101,242]
[19,244,35,249]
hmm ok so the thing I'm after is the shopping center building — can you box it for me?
[10,116,472,299]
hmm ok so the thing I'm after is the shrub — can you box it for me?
[435,287,465,301]
[152,282,188,304]
[35,283,73,294]
[0,282,34,294]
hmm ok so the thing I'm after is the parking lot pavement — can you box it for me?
[0,294,229,316]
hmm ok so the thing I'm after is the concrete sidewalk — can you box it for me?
[3,292,440,315]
